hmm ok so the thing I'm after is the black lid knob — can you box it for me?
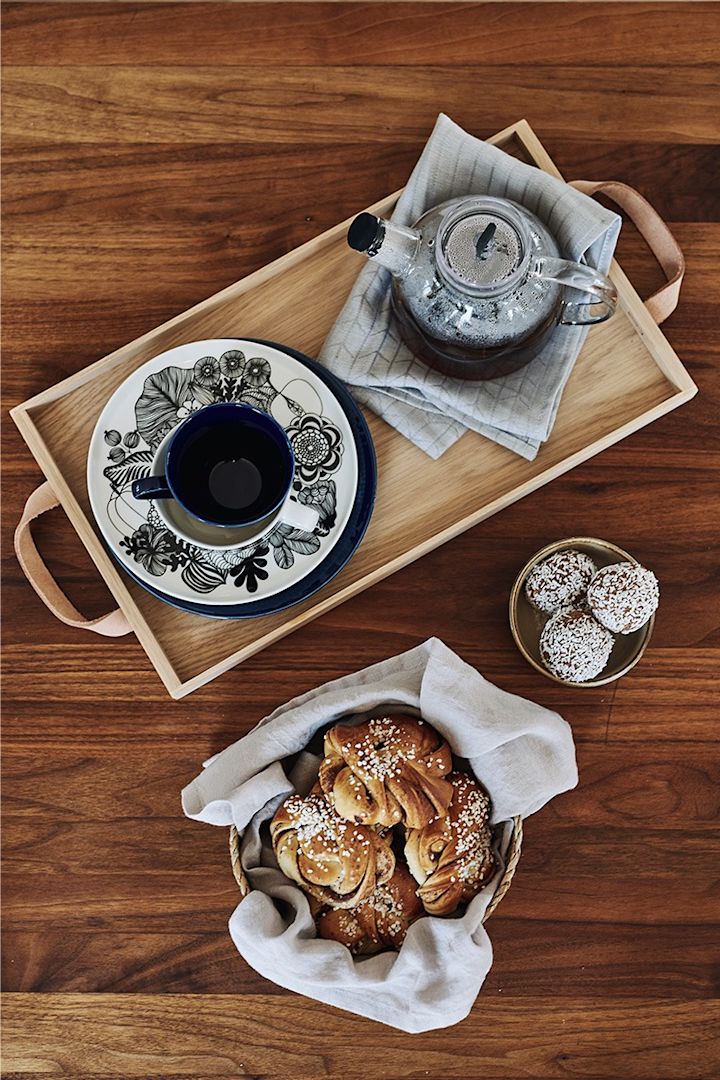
[347,212,384,253]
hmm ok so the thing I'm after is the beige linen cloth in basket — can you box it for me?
[182,638,578,1032]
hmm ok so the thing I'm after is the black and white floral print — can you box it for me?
[120,522,177,576]
[220,350,245,379]
[194,355,221,387]
[229,546,270,592]
[101,349,349,598]
[119,515,238,593]
[286,413,343,482]
[244,358,271,387]
[266,522,320,570]
[297,479,337,535]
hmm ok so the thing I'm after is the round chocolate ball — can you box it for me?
[587,562,659,634]
[524,549,597,615]
[540,608,615,683]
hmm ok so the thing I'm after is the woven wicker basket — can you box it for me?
[228,814,522,923]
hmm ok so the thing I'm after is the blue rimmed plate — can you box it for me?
[89,340,376,619]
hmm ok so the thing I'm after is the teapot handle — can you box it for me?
[532,257,618,326]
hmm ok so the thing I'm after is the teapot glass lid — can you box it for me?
[438,197,531,294]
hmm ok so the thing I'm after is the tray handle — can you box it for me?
[570,180,685,325]
[14,481,131,637]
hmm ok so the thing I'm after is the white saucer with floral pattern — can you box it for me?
[87,339,358,605]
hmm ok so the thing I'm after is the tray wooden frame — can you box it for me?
[11,120,697,698]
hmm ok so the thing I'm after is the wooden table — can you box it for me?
[2,3,719,1076]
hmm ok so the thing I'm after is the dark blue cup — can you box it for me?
[132,402,295,529]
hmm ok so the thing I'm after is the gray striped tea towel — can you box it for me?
[318,114,621,460]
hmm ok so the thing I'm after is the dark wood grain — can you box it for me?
[3,64,718,146]
[3,995,720,1078]
[2,2,719,1077]
[3,2,718,66]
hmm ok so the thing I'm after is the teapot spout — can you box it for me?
[347,213,420,279]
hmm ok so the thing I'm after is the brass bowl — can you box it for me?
[509,537,656,688]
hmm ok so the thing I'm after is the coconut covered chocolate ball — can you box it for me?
[587,562,659,634]
[524,549,598,614]
[540,609,614,683]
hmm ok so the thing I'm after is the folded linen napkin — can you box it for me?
[319,114,621,460]
[182,638,577,1032]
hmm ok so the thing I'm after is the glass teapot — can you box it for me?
[348,195,617,381]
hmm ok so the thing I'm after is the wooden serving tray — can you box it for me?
[11,121,696,698]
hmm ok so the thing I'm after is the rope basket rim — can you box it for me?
[228,813,523,924]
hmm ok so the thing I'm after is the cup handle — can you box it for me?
[132,475,172,501]
[279,501,319,532]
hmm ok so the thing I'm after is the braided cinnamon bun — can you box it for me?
[318,714,453,829]
[316,863,423,955]
[404,771,496,915]
[270,785,395,909]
